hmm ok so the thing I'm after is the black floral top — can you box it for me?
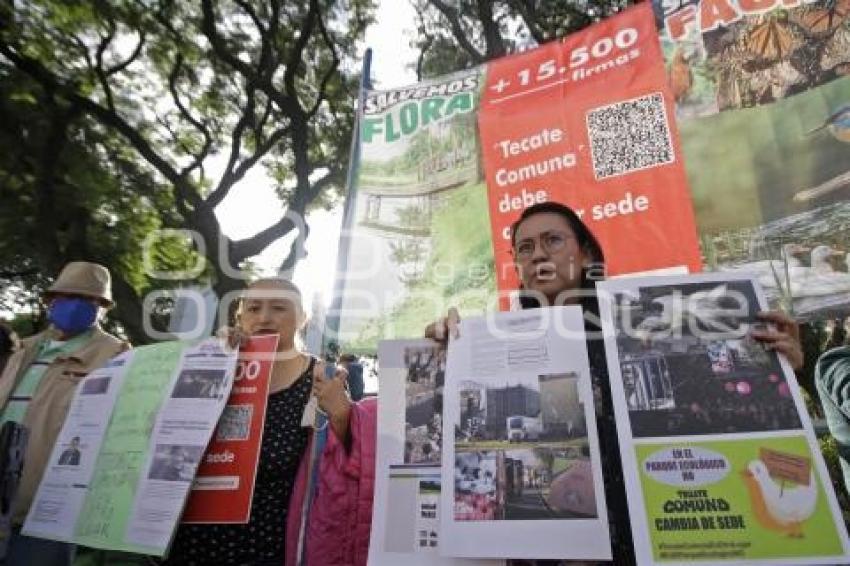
[163,359,314,566]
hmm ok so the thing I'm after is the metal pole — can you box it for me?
[323,48,372,356]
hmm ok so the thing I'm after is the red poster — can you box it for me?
[181,334,279,523]
[479,3,702,308]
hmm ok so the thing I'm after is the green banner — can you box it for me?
[637,436,844,561]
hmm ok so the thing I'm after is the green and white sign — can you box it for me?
[598,272,850,564]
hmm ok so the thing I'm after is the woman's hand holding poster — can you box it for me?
[598,273,850,564]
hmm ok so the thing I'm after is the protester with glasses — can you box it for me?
[427,201,803,564]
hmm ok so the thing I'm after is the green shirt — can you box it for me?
[0,329,94,425]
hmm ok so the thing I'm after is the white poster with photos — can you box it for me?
[23,352,133,541]
[440,308,612,561]
[126,340,238,549]
[23,339,238,556]
[597,273,850,565]
[369,339,498,566]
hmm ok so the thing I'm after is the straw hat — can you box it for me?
[45,261,114,307]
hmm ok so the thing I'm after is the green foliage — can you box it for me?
[345,181,496,352]
[0,64,201,340]
[0,0,377,342]
[411,0,632,79]
[818,433,850,525]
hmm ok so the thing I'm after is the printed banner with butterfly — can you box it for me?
[655,0,850,321]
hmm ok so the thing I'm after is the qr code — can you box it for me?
[215,404,253,441]
[586,92,674,180]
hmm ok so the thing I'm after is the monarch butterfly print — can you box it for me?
[790,0,850,38]
[741,13,803,63]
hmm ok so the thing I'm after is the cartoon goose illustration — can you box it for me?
[742,459,817,538]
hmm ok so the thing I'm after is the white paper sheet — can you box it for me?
[440,307,612,561]
[23,338,237,556]
[369,339,499,566]
[23,352,134,541]
[125,340,237,549]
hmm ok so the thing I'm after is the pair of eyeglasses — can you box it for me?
[513,230,574,260]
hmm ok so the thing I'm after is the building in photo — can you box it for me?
[539,373,584,438]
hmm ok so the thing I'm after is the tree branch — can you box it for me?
[208,122,291,211]
[283,0,318,108]
[0,42,202,215]
[428,0,485,63]
[233,124,291,182]
[230,201,304,263]
[305,167,340,203]
[201,0,299,121]
[306,9,340,120]
[106,31,146,75]
[476,0,507,59]
[206,89,258,207]
[167,54,213,177]
[255,95,274,139]
[508,0,546,44]
[415,33,435,81]
[94,20,117,111]
[234,0,267,36]
[200,0,256,80]
[278,220,310,277]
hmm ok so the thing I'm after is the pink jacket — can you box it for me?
[285,397,377,566]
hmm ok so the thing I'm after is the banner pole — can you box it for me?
[323,48,372,357]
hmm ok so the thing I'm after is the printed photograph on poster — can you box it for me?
[599,274,850,564]
[454,373,596,521]
[81,377,111,395]
[384,467,444,554]
[148,444,204,482]
[336,67,496,353]
[654,0,850,321]
[215,404,253,442]
[404,345,445,465]
[607,278,802,437]
[419,478,439,521]
[441,307,612,560]
[57,437,83,466]
[171,369,228,400]
[454,445,597,522]
[636,436,846,562]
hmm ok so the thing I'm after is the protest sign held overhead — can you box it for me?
[480,2,703,305]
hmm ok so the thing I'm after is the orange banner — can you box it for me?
[181,334,279,524]
[479,3,702,307]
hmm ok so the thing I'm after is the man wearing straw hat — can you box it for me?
[0,261,127,565]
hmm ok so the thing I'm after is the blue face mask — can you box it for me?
[48,297,99,334]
